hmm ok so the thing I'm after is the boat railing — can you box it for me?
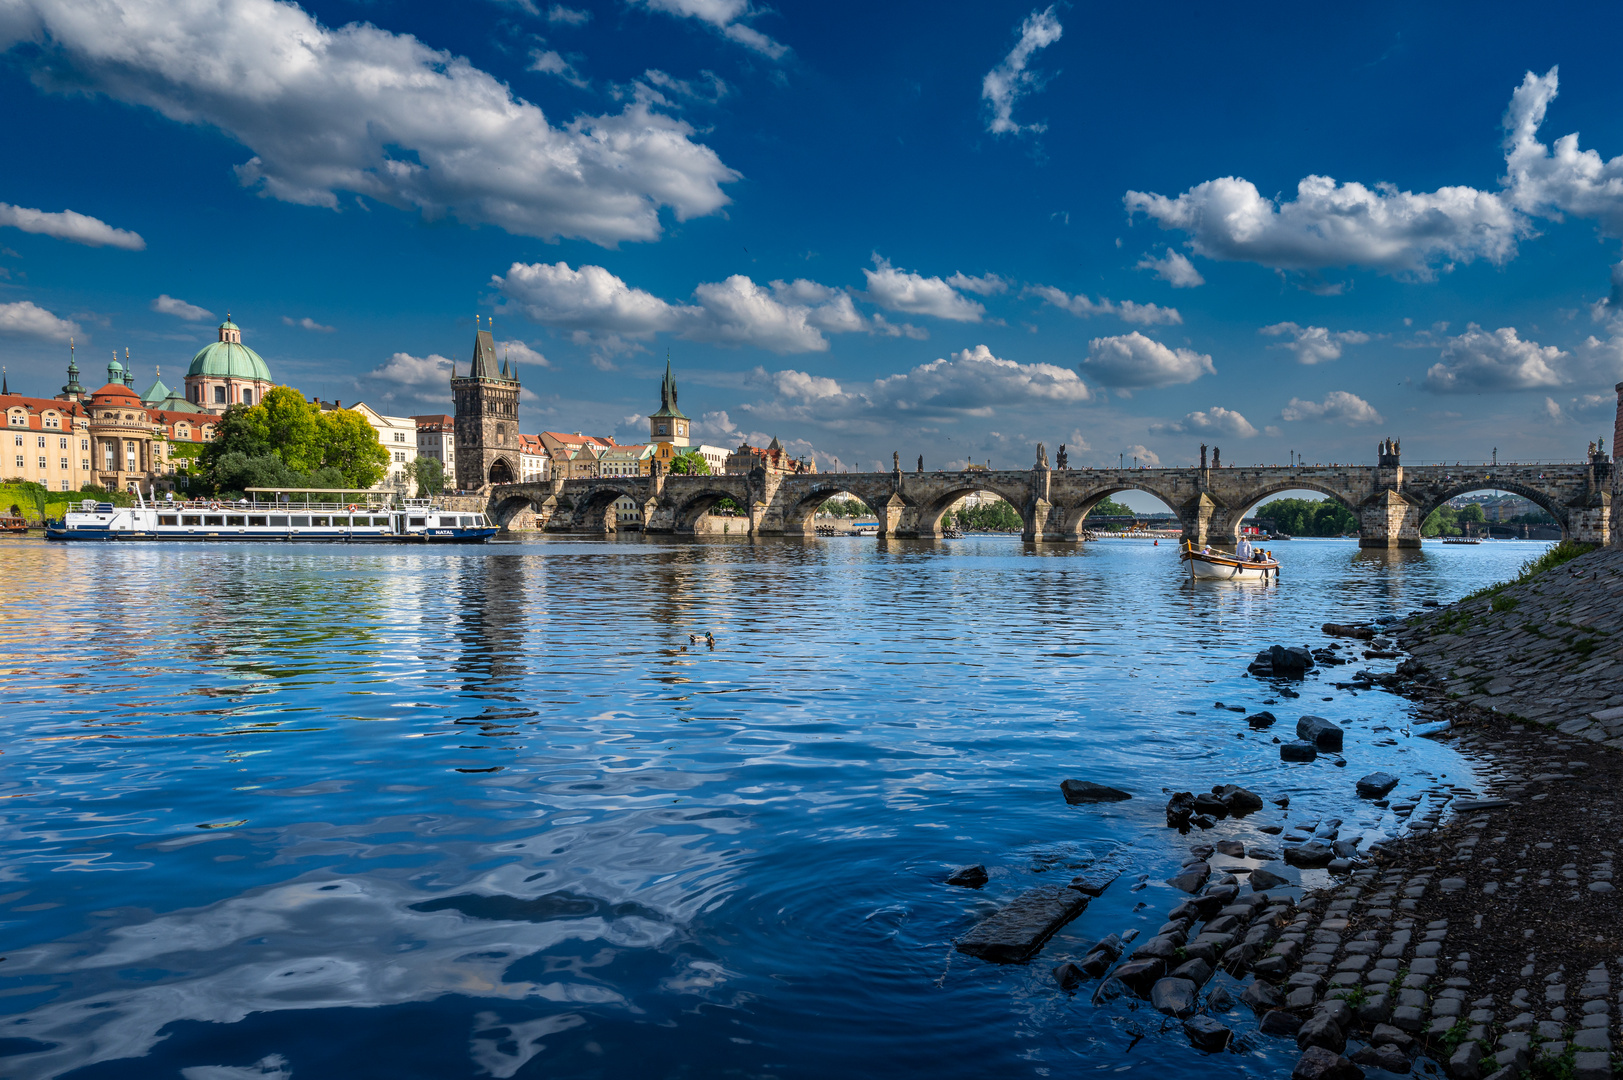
[152,499,396,513]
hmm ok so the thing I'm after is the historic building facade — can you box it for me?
[450,324,521,490]
[184,319,275,413]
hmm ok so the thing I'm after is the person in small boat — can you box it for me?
[1235,536,1253,561]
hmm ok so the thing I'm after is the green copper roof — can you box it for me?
[140,377,170,404]
[188,340,271,380]
[159,390,205,414]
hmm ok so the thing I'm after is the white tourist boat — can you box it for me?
[46,488,498,544]
[1180,540,1280,581]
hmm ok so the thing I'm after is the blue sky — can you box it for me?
[4,0,1623,491]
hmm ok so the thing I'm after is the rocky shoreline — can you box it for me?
[948,543,1623,1079]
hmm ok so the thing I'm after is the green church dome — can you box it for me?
[187,319,272,382]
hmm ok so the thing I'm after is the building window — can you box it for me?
[37,436,45,448]
[242,389,254,405]
[80,438,88,451]
[59,457,68,471]
[104,444,115,471]
[58,437,67,449]
[60,480,69,491]
[37,456,46,470]
[14,455,21,468]
[12,435,20,446]
[45,416,59,429]
[214,386,226,404]
[81,459,89,471]
[394,432,405,443]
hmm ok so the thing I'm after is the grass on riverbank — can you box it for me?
[1459,539,1597,604]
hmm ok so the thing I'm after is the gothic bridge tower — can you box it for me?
[451,320,521,491]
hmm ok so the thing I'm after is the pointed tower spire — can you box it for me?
[2,366,8,396]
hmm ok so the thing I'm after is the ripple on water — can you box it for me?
[0,535,1534,1078]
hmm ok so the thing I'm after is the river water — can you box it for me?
[0,535,1542,1079]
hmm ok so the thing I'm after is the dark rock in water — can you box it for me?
[1052,961,1085,990]
[1270,645,1316,677]
[1330,839,1361,860]
[1296,715,1344,751]
[1077,936,1123,977]
[1171,957,1213,987]
[1246,710,1278,728]
[1061,779,1132,804]
[1354,772,1400,799]
[1201,882,1240,905]
[1251,868,1291,891]
[1130,934,1182,962]
[946,864,989,888]
[1260,1009,1305,1037]
[1422,599,1439,607]
[1291,1046,1362,1080]
[1092,977,1127,1003]
[1326,858,1355,874]
[1321,622,1374,640]
[957,886,1090,963]
[1284,842,1335,869]
[1257,824,1284,835]
[1214,839,1246,857]
[1242,981,1282,1013]
[1248,844,1282,860]
[1067,866,1121,897]
[1166,791,1196,827]
[1150,977,1199,1017]
[1350,1044,1409,1073]
[1280,740,1319,762]
[1187,842,1215,860]
[1316,998,1353,1029]
[1207,985,1235,1011]
[1190,813,1218,830]
[1166,862,1211,893]
[1296,1013,1347,1053]
[1191,793,1229,818]
[1167,899,1200,922]
[1112,958,1167,995]
[1184,1015,1232,1052]
[1251,953,1290,977]
[1216,784,1265,814]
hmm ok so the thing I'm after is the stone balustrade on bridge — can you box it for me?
[482,453,1614,549]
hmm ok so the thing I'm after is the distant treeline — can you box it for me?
[1257,497,1358,537]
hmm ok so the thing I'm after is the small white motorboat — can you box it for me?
[1180,540,1280,581]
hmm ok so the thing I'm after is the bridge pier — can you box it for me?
[1569,497,1611,546]
[1358,489,1423,549]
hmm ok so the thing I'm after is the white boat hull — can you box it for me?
[1187,558,1276,581]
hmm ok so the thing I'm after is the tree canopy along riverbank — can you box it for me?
[198,386,390,497]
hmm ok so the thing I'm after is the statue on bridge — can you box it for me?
[893,451,900,473]
[1212,446,1220,469]
[1378,437,1401,468]
[1056,445,1068,470]
[1036,443,1048,469]
[917,454,924,473]
[1200,443,1207,469]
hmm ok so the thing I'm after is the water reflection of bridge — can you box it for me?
[486,448,1614,549]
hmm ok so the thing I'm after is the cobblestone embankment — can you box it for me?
[1235,544,1623,1079]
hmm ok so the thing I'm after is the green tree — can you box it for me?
[316,409,389,488]
[250,386,325,472]
[1089,496,1136,517]
[410,455,445,495]
[820,496,870,518]
[954,499,1022,531]
[1255,497,1357,537]
[669,450,710,475]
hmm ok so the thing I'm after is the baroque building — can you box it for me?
[184,318,274,413]
[450,323,521,490]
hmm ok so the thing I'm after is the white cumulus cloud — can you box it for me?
[1424,325,1567,392]
[370,351,453,386]
[528,48,586,88]
[864,256,986,322]
[1502,67,1623,238]
[547,4,589,24]
[494,262,877,353]
[946,272,1008,296]
[0,299,78,341]
[0,202,144,249]
[632,0,787,59]
[1030,284,1181,326]
[1152,406,1258,438]
[151,295,213,321]
[759,345,1091,421]
[1260,322,1371,364]
[496,339,552,369]
[1280,390,1384,425]
[982,5,1062,136]
[1135,248,1204,288]
[282,315,334,333]
[0,0,738,247]
[1123,444,1161,467]
[1082,332,1214,389]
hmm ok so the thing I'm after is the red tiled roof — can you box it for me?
[0,393,87,429]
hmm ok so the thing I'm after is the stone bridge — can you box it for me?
[485,451,1614,549]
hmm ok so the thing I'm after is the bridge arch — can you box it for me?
[670,484,753,533]
[1051,483,1184,539]
[565,483,642,532]
[1218,482,1363,542]
[906,482,1036,537]
[1414,481,1570,536]
[779,483,896,535]
[490,491,544,529]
